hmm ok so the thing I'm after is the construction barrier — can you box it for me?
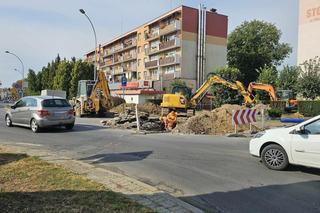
[232,108,259,133]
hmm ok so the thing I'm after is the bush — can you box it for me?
[267,108,282,118]
[298,101,320,117]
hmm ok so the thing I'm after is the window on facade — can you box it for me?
[138,46,142,53]
[144,71,148,78]
[138,72,141,80]
[138,59,141,67]
[138,33,141,41]
[164,66,175,74]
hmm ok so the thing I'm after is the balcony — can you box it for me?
[113,67,124,75]
[145,31,159,41]
[123,64,137,72]
[160,20,181,36]
[146,38,180,55]
[145,60,158,68]
[159,55,181,67]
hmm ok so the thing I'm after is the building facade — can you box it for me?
[298,0,320,65]
[85,5,228,93]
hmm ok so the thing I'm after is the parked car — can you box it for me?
[250,115,320,170]
[5,96,75,133]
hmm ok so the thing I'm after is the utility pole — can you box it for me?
[79,9,98,81]
[5,51,25,97]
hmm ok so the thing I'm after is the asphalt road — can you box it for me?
[0,105,319,213]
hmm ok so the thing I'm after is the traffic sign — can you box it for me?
[232,109,257,125]
[14,83,20,89]
[121,75,127,87]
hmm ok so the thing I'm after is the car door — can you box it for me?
[291,119,320,167]
[21,98,37,125]
[11,99,26,124]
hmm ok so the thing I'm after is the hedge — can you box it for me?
[270,101,287,112]
[298,101,320,117]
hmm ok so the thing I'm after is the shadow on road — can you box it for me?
[0,152,28,166]
[181,180,320,213]
[80,151,153,163]
[38,124,105,133]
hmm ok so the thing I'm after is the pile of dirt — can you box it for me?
[175,104,258,135]
[110,103,161,115]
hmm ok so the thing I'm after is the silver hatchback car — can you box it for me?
[5,96,75,133]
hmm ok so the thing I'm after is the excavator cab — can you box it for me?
[77,80,96,99]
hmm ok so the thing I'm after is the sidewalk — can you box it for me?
[2,144,203,213]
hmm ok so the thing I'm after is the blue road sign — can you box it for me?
[14,83,21,89]
[121,75,127,87]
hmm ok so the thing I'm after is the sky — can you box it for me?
[0,0,299,87]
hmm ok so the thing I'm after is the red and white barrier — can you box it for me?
[232,109,257,126]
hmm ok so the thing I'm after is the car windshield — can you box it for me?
[42,99,70,107]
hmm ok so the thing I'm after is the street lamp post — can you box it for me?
[5,51,25,97]
[79,9,98,81]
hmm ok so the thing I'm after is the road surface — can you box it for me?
[0,105,319,212]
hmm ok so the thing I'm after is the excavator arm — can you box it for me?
[89,71,113,113]
[247,82,277,101]
[190,75,255,107]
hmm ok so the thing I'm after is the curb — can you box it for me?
[2,144,203,213]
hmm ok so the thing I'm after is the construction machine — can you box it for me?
[74,71,113,116]
[161,75,255,116]
[247,82,298,110]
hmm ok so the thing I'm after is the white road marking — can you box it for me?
[15,142,43,147]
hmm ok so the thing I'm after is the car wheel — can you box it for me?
[30,119,40,133]
[65,123,74,130]
[5,115,13,127]
[261,144,289,170]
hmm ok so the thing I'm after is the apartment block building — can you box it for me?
[85,5,228,93]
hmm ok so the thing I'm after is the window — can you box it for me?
[138,46,142,53]
[304,119,320,135]
[164,66,175,74]
[15,99,26,108]
[138,59,141,67]
[138,33,141,41]
[25,98,37,107]
[138,72,141,80]
[42,99,70,108]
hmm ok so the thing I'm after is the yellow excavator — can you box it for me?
[247,82,298,111]
[161,75,255,116]
[74,71,113,116]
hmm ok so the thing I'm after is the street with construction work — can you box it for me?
[1,104,319,212]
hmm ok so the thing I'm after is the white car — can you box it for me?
[250,115,320,170]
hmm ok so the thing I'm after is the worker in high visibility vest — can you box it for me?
[160,108,177,130]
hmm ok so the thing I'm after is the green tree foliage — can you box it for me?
[69,60,93,98]
[257,65,278,86]
[277,65,301,96]
[227,20,292,85]
[255,65,278,102]
[298,57,320,100]
[26,69,37,92]
[25,54,94,99]
[210,66,243,108]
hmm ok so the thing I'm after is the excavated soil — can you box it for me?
[110,103,161,115]
[174,104,260,135]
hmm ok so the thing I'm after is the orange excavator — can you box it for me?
[247,82,298,110]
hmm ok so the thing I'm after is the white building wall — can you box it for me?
[297,0,320,65]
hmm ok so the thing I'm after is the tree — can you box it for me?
[255,65,278,102]
[227,20,292,85]
[257,65,278,86]
[25,69,38,95]
[277,65,301,96]
[298,57,320,100]
[53,60,72,97]
[210,66,243,108]
[69,60,93,98]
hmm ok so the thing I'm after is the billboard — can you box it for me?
[299,0,320,25]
